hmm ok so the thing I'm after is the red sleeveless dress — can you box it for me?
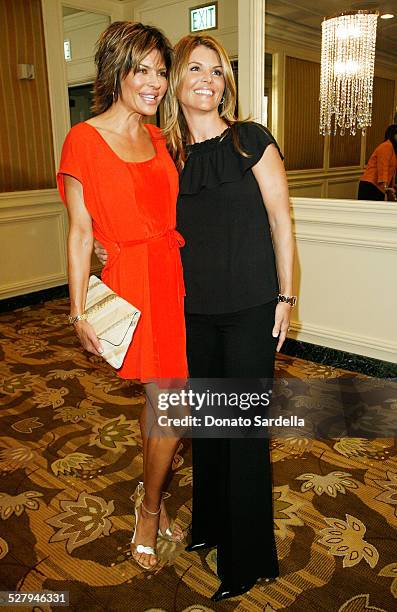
[57,122,187,382]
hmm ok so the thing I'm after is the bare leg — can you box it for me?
[139,402,149,483]
[139,388,183,540]
[132,382,183,567]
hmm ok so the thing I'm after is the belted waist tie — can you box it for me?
[117,229,185,250]
[105,229,185,306]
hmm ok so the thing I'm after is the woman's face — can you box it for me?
[119,48,168,115]
[178,45,225,114]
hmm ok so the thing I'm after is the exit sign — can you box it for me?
[190,2,217,32]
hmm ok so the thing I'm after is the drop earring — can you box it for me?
[112,77,118,102]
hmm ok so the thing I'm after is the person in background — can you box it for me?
[57,22,186,572]
[358,124,397,201]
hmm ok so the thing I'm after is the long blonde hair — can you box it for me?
[163,34,247,171]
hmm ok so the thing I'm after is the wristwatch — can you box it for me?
[278,294,297,307]
[67,313,88,325]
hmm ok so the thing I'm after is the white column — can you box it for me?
[237,0,266,123]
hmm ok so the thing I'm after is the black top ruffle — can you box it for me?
[179,121,283,195]
[176,122,282,314]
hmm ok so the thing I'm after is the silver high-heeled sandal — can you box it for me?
[158,491,184,543]
[130,483,160,570]
[133,482,184,543]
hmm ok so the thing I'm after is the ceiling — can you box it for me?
[266,0,397,57]
[77,0,397,57]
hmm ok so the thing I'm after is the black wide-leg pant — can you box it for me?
[185,301,279,587]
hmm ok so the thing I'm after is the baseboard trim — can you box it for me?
[0,284,69,313]
[281,338,397,378]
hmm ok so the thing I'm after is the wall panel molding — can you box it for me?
[290,198,397,363]
[287,168,362,199]
[0,273,69,300]
[63,10,110,31]
[0,188,61,208]
[0,188,101,300]
[0,190,68,299]
[288,320,397,362]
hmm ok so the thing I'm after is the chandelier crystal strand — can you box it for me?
[320,11,378,136]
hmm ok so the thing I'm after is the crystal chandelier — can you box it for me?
[320,10,378,136]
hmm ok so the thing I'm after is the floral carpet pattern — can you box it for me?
[0,298,396,611]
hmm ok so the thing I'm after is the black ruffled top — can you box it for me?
[177,121,282,314]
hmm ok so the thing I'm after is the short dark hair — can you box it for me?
[384,124,397,153]
[92,21,173,115]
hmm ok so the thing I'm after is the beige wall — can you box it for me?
[290,199,397,362]
[129,0,238,55]
[0,190,67,297]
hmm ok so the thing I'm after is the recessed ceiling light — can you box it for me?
[380,14,394,19]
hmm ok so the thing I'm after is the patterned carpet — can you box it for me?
[0,298,396,612]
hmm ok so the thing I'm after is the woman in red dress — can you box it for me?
[57,22,187,571]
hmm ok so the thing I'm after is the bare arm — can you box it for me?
[252,144,295,351]
[64,174,103,356]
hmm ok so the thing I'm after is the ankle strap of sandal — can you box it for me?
[141,501,161,516]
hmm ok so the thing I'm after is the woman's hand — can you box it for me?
[272,302,291,352]
[74,319,104,356]
[94,239,109,266]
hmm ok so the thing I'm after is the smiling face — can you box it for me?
[178,45,225,114]
[119,48,168,116]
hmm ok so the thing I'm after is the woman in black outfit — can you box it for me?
[96,32,295,602]
[165,34,295,602]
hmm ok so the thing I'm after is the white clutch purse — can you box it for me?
[85,275,141,369]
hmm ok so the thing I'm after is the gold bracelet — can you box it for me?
[67,313,88,325]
